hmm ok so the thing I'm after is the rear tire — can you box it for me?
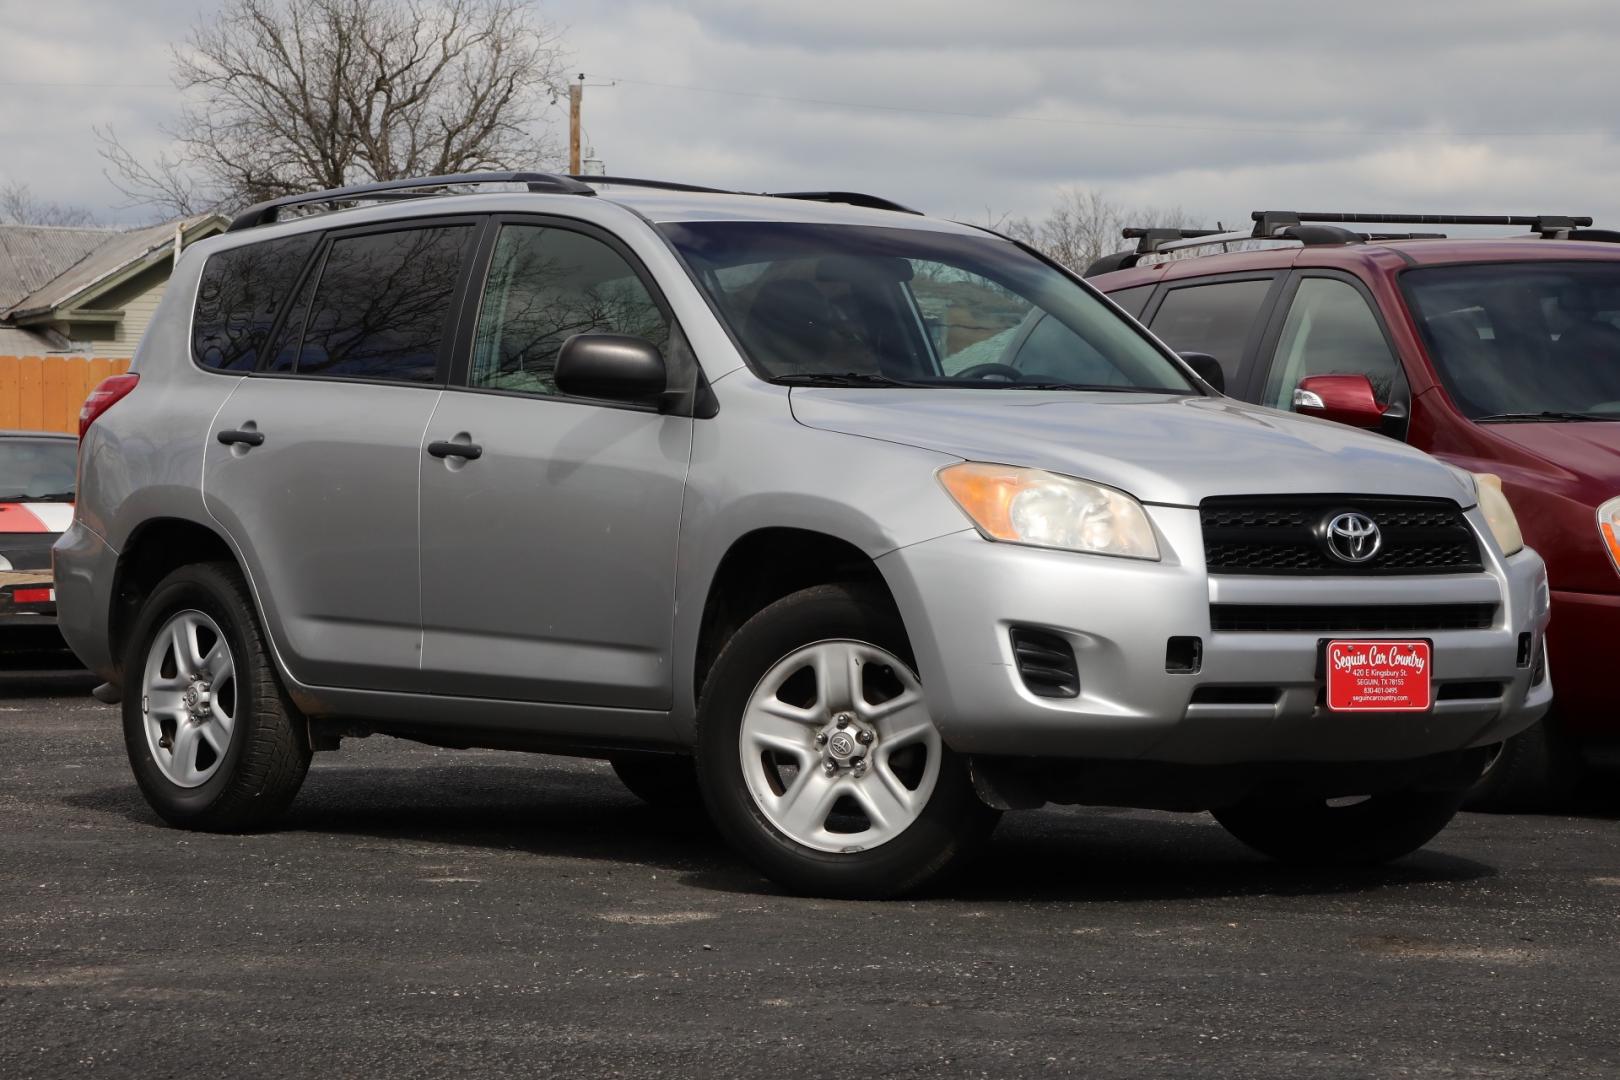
[610,753,703,811]
[1213,788,1465,866]
[121,562,310,831]
[696,584,998,899]
[1463,719,1578,811]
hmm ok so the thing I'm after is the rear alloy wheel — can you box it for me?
[1213,788,1466,866]
[697,585,997,899]
[122,562,310,831]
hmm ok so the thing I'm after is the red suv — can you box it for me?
[1088,211,1620,806]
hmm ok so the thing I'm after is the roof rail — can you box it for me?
[573,176,922,214]
[767,191,923,215]
[226,171,596,232]
[1252,210,1593,239]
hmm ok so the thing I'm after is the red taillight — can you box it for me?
[79,373,140,439]
[12,587,53,605]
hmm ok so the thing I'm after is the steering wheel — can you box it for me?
[953,362,1024,382]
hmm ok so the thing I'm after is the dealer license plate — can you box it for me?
[1325,640,1432,712]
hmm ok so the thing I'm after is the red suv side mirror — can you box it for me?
[1293,374,1388,430]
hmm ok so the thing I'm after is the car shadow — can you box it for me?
[64,759,1498,904]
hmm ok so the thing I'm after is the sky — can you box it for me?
[3,0,1620,235]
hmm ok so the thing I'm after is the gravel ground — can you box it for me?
[1,683,1616,1079]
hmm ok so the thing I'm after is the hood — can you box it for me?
[1477,422,1620,489]
[789,390,1476,507]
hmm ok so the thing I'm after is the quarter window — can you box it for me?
[470,224,669,396]
[290,226,472,382]
[1262,277,1407,410]
[1148,279,1274,387]
[192,234,319,371]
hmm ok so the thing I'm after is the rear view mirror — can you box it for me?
[555,334,668,406]
[1178,352,1225,393]
[1294,374,1387,429]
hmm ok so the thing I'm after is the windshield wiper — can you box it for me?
[1475,411,1617,423]
[772,372,917,388]
[995,382,1176,392]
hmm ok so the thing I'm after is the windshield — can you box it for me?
[0,438,76,501]
[660,221,1196,392]
[1403,262,1620,421]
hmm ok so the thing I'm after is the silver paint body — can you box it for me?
[55,189,1552,765]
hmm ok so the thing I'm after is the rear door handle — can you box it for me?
[428,440,483,461]
[217,428,265,447]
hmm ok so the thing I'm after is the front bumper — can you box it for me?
[878,505,1552,766]
[1545,588,1620,737]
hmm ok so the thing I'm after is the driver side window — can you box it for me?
[1262,277,1408,412]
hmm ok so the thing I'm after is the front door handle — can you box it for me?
[217,428,265,447]
[428,439,483,461]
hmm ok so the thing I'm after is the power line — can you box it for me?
[584,73,1614,139]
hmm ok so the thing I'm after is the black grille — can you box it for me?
[0,533,59,571]
[1210,603,1497,633]
[1201,496,1482,575]
[1009,628,1079,698]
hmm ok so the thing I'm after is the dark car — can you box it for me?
[1088,211,1619,805]
[0,430,81,672]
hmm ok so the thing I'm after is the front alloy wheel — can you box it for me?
[739,639,941,853]
[697,584,997,899]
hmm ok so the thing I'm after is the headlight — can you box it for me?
[1473,472,1524,557]
[1599,496,1620,577]
[938,462,1160,560]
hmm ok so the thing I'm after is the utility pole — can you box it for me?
[568,73,583,174]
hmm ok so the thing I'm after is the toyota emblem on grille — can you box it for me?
[1323,512,1382,564]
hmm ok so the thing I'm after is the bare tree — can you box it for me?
[1003,188,1195,272]
[99,0,569,215]
[0,180,98,227]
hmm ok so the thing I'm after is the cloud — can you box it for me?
[2,0,1618,231]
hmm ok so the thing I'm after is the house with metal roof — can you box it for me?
[0,214,227,357]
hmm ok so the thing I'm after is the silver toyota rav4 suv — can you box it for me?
[58,172,1551,898]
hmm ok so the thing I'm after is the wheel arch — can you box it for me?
[108,516,246,680]
[688,527,903,718]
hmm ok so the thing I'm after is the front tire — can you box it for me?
[122,562,310,831]
[1463,720,1577,811]
[696,584,998,899]
[1213,788,1465,866]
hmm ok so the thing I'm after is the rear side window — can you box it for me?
[192,234,320,371]
[289,226,472,383]
[1148,279,1274,387]
[1108,284,1155,318]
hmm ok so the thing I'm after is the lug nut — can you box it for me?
[815,732,828,747]
[824,762,837,776]
[856,730,873,745]
[836,715,850,729]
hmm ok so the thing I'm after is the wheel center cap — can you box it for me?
[827,731,858,760]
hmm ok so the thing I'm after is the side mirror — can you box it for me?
[1293,374,1387,429]
[554,333,667,405]
[1178,352,1225,393]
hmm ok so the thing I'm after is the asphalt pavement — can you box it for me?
[1,683,1616,1079]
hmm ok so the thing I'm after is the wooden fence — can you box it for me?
[0,356,131,435]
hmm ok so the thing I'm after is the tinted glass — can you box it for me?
[1148,279,1273,387]
[660,221,1192,392]
[471,225,668,395]
[1108,284,1155,318]
[1403,262,1620,420]
[0,438,77,500]
[293,226,470,382]
[1262,277,1406,410]
[192,234,319,371]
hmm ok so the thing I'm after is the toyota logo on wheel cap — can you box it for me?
[1323,512,1382,564]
